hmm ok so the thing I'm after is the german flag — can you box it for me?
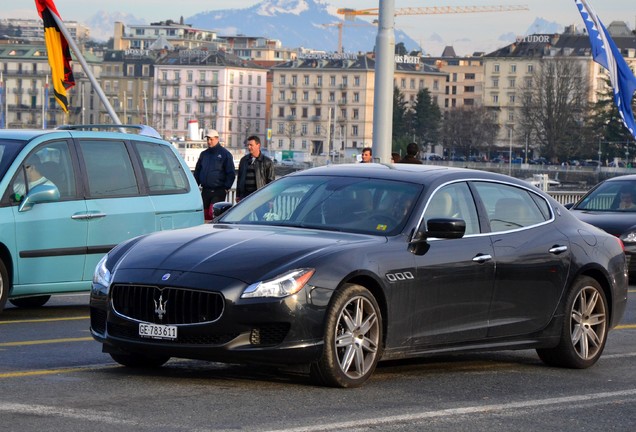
[35,0,75,113]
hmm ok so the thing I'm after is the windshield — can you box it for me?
[574,180,636,212]
[0,139,27,180]
[219,175,423,235]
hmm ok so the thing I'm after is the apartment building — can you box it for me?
[153,49,267,146]
[0,43,101,129]
[270,53,446,156]
[98,50,156,125]
[0,18,90,43]
[422,46,485,109]
[483,22,636,150]
[113,20,221,51]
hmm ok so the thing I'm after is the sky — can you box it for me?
[3,0,635,55]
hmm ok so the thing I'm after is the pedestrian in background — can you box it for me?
[194,129,236,220]
[360,147,373,163]
[236,135,275,202]
[398,143,423,164]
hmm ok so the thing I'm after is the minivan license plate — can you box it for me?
[139,323,177,340]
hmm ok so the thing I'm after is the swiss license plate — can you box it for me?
[139,323,177,340]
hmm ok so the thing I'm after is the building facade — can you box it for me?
[270,53,446,157]
[153,49,268,146]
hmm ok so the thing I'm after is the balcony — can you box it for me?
[195,95,217,102]
[311,115,322,121]
[287,98,297,104]
[313,99,322,104]
[197,80,219,87]
[286,115,297,121]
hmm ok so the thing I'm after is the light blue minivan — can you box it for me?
[0,125,204,312]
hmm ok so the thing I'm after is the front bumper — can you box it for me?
[90,278,328,365]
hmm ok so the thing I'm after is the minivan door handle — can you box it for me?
[72,212,107,220]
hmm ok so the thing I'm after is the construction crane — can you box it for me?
[323,21,376,54]
[337,5,529,20]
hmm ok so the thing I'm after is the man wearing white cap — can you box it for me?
[194,129,236,220]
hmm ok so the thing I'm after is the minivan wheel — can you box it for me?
[110,352,170,368]
[310,284,382,388]
[9,295,51,309]
[537,276,608,369]
[0,260,9,312]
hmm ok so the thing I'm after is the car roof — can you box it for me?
[0,125,163,142]
[290,163,531,188]
[603,174,636,182]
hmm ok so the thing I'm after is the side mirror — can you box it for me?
[18,184,60,212]
[411,218,466,243]
[212,201,233,219]
[564,203,574,209]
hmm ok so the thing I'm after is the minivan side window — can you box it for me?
[79,140,139,197]
[133,141,190,193]
[10,140,76,202]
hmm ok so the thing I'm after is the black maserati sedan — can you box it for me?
[568,174,636,276]
[90,164,628,387]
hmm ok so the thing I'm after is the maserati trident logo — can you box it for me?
[154,294,168,320]
[161,273,171,281]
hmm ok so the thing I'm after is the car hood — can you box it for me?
[114,223,385,282]
[570,210,636,236]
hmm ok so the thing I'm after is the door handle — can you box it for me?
[472,254,493,263]
[549,245,568,254]
[71,212,107,220]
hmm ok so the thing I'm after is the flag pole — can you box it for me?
[47,10,122,125]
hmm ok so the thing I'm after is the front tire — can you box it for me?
[9,295,51,309]
[311,284,382,388]
[0,260,9,312]
[537,276,608,369]
[110,352,170,368]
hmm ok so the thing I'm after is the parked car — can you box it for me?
[90,164,627,387]
[0,125,203,312]
[568,174,636,277]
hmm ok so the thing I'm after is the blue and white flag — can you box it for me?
[575,0,636,140]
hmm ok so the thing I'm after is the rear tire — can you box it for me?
[0,260,8,312]
[9,295,51,309]
[537,276,608,369]
[310,284,382,388]
[110,352,170,368]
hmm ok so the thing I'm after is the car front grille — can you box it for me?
[111,284,224,325]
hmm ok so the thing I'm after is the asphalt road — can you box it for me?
[1,289,635,432]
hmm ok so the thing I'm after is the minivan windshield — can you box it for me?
[0,140,27,180]
[219,175,423,235]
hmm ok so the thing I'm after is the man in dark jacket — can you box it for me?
[399,142,423,164]
[193,129,236,219]
[236,135,275,201]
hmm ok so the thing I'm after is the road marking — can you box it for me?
[616,324,636,329]
[0,337,93,347]
[0,316,89,325]
[0,402,137,425]
[0,362,118,379]
[264,389,636,432]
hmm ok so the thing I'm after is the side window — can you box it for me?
[10,141,76,202]
[424,182,480,235]
[473,182,551,233]
[133,141,189,193]
[79,140,139,197]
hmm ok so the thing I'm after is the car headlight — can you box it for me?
[241,268,315,298]
[93,254,112,287]
[620,231,636,243]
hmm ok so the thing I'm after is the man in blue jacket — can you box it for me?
[193,129,236,219]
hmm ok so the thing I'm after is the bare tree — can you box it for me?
[441,106,499,158]
[519,57,589,162]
